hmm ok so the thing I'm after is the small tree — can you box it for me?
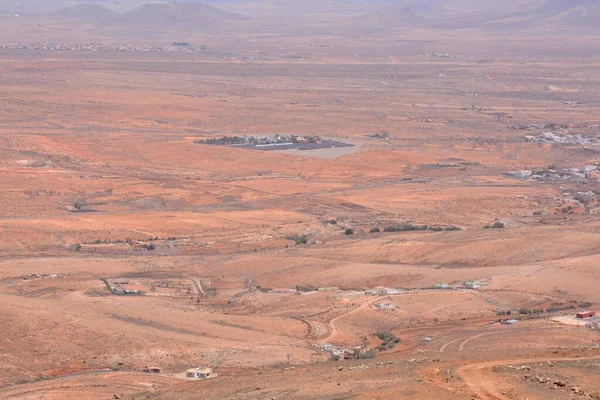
[344,228,354,235]
[296,235,308,245]
[360,350,376,359]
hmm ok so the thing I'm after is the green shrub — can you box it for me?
[287,235,308,245]
[360,350,377,359]
[376,331,401,351]
[444,226,462,231]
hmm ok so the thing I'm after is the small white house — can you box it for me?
[186,367,212,379]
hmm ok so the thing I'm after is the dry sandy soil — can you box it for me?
[1,3,600,399]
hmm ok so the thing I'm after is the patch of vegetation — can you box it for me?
[330,354,340,361]
[286,235,308,245]
[344,228,354,235]
[561,205,573,214]
[384,224,428,232]
[351,348,377,359]
[533,211,543,216]
[296,284,316,292]
[384,224,461,233]
[73,243,82,252]
[376,332,401,351]
[369,227,381,233]
[443,226,462,231]
[484,221,505,229]
[359,350,377,359]
[519,308,550,315]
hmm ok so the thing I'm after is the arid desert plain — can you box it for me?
[2,1,600,399]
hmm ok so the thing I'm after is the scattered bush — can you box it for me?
[533,211,543,216]
[384,225,460,233]
[580,302,593,309]
[369,227,381,233]
[359,350,377,359]
[484,221,505,229]
[444,226,462,231]
[344,228,354,235]
[73,243,82,252]
[287,235,308,245]
[330,354,340,361]
[327,219,338,225]
[376,332,400,352]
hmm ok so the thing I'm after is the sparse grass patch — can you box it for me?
[376,331,400,351]
[286,235,308,245]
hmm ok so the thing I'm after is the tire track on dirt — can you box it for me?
[457,355,600,400]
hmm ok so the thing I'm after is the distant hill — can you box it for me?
[386,0,528,15]
[122,2,242,20]
[48,1,244,32]
[202,0,394,17]
[359,3,426,28]
[117,2,243,29]
[478,0,600,30]
[49,4,118,20]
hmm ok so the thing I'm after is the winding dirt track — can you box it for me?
[456,355,600,400]
[439,337,463,353]
[458,332,494,352]
[322,296,389,342]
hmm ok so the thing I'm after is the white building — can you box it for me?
[186,367,213,379]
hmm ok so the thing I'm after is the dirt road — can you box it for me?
[322,296,389,342]
[457,355,600,400]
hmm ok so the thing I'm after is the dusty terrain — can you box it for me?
[1,1,600,399]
